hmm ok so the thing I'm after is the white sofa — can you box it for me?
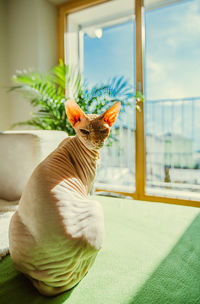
[0,130,67,258]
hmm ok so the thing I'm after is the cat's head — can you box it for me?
[65,99,121,150]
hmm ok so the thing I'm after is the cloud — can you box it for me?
[153,1,200,53]
[145,0,200,100]
[145,56,188,99]
[166,37,178,50]
[167,1,200,43]
[147,57,163,75]
[183,1,200,35]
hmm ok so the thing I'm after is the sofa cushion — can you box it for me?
[0,130,67,201]
[0,199,18,212]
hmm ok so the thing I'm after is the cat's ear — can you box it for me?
[65,99,87,127]
[99,101,121,127]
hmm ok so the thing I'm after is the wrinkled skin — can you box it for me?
[9,100,120,296]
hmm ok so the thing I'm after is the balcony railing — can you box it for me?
[95,97,200,200]
[95,105,135,193]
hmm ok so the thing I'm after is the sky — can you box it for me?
[83,0,200,150]
[145,0,200,100]
[84,21,135,87]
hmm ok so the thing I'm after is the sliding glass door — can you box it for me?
[144,0,200,201]
[57,0,200,205]
[84,20,135,193]
[66,0,136,194]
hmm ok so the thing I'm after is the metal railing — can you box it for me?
[146,97,200,186]
[95,97,200,196]
[95,105,136,191]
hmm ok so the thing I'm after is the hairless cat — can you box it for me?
[9,100,121,296]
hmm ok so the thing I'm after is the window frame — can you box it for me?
[57,0,200,208]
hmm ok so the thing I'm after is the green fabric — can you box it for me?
[1,196,200,304]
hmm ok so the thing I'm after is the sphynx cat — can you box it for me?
[9,99,121,296]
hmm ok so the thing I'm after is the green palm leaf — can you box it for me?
[9,60,142,143]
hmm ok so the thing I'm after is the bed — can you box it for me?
[1,195,200,304]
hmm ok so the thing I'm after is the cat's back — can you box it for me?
[9,135,105,296]
[18,135,75,206]
[9,194,104,296]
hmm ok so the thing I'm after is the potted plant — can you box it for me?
[10,60,140,144]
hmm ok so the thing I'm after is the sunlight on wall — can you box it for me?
[0,0,57,131]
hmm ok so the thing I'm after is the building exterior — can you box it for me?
[96,127,196,188]
[163,133,195,169]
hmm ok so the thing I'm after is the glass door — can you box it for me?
[144,0,200,201]
[66,0,136,195]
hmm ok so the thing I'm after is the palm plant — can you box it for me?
[10,60,138,142]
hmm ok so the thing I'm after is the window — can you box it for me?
[145,0,200,200]
[58,0,200,205]
[66,0,136,193]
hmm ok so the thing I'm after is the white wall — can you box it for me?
[0,0,10,130]
[37,0,58,71]
[0,0,57,131]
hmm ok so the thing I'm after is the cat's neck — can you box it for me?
[73,135,99,156]
[63,135,100,195]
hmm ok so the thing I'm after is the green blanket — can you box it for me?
[1,196,200,304]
